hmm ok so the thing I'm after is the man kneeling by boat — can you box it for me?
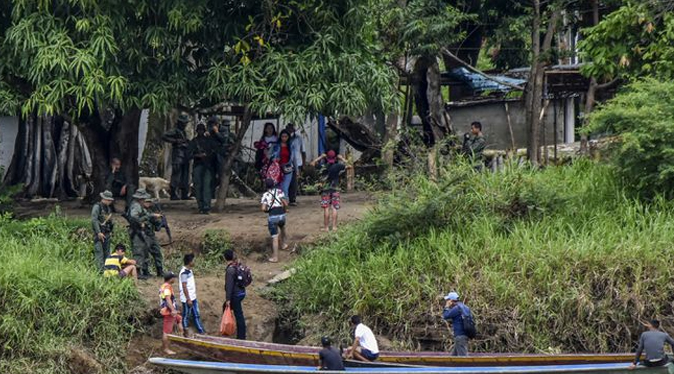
[629,319,674,369]
[319,336,345,371]
[345,315,379,362]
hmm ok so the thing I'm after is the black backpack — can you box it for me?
[229,262,253,287]
[461,308,477,339]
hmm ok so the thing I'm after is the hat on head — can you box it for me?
[177,114,190,123]
[326,150,337,164]
[196,123,206,132]
[163,271,177,281]
[321,336,331,347]
[207,116,219,125]
[444,291,460,301]
[132,189,151,199]
[100,190,114,201]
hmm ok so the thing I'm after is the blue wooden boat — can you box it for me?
[149,357,673,374]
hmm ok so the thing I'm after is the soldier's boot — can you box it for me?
[156,266,164,278]
[170,189,180,201]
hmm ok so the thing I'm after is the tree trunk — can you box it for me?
[413,56,450,146]
[382,113,398,169]
[525,2,560,164]
[580,0,600,155]
[215,105,252,212]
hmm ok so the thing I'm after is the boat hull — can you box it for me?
[149,358,673,374]
[169,335,635,367]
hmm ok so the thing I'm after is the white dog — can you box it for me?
[138,177,171,199]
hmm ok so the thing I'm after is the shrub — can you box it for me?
[0,214,143,374]
[276,160,674,353]
[587,78,674,199]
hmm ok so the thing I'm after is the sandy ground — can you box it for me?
[14,192,372,371]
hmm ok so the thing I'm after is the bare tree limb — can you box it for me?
[596,78,620,90]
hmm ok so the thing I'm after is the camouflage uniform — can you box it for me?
[128,191,164,277]
[162,115,191,200]
[462,133,486,169]
[188,129,222,213]
[91,192,114,272]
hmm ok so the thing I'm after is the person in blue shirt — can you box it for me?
[442,291,473,356]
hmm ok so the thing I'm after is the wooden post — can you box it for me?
[346,147,355,192]
[504,102,516,150]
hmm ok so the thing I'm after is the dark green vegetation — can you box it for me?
[278,160,674,353]
[0,214,142,374]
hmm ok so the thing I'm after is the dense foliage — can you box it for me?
[587,78,674,199]
[0,214,142,374]
[278,160,674,353]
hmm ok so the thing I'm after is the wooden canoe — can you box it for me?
[168,335,636,367]
[149,357,673,374]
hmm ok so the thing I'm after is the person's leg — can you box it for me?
[148,239,164,277]
[288,170,298,204]
[162,316,176,354]
[202,168,213,213]
[180,163,191,199]
[279,216,288,250]
[170,164,182,200]
[268,216,279,262]
[331,192,340,230]
[452,335,468,356]
[281,173,292,198]
[352,347,367,362]
[231,294,246,340]
[94,239,105,273]
[131,236,148,279]
[320,192,330,231]
[193,165,204,212]
[192,299,206,334]
[181,302,191,334]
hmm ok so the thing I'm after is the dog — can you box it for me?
[138,177,171,199]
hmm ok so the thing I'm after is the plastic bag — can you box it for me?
[220,305,236,336]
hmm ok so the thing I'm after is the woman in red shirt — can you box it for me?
[276,130,293,198]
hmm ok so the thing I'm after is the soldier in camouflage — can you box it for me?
[91,190,115,272]
[146,198,167,276]
[461,121,487,169]
[188,123,222,214]
[128,189,163,279]
[162,114,191,200]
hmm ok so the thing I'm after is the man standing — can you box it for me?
[461,121,486,166]
[310,150,352,232]
[160,271,183,355]
[318,336,345,371]
[224,249,246,340]
[442,291,474,356]
[188,123,220,214]
[179,253,206,337]
[128,189,163,279]
[346,315,379,362]
[145,198,166,277]
[105,158,131,207]
[629,319,674,369]
[286,123,305,206]
[162,114,191,200]
[91,190,114,272]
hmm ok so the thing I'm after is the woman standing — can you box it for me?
[273,130,294,198]
[255,123,280,184]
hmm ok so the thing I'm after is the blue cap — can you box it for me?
[444,291,459,301]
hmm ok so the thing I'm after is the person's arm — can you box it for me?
[124,257,136,266]
[105,172,114,191]
[310,154,327,166]
[164,292,177,315]
[181,273,192,306]
[261,194,269,212]
[470,136,486,154]
[666,334,674,355]
[318,351,325,370]
[631,334,645,368]
[162,129,181,144]
[91,204,102,235]
[347,337,359,359]
[442,304,461,320]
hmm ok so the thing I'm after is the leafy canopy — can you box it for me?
[0,0,398,120]
[587,78,674,199]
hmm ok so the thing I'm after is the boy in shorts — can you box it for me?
[160,271,184,354]
[310,150,352,231]
[260,178,288,263]
[103,243,138,285]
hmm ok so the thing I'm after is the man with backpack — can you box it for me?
[224,249,250,340]
[442,291,476,356]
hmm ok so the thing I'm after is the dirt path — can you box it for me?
[14,193,372,371]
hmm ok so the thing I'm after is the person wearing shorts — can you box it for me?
[103,243,138,285]
[260,178,288,263]
[160,271,184,355]
[346,315,380,362]
[310,150,352,231]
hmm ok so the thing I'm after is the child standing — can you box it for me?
[310,150,352,231]
[260,178,288,263]
[159,271,183,354]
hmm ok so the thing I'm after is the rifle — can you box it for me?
[153,201,173,245]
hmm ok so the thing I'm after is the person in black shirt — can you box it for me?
[105,158,132,207]
[310,150,352,232]
[224,249,246,340]
[318,336,345,371]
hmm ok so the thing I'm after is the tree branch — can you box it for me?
[596,78,619,90]
[440,47,525,91]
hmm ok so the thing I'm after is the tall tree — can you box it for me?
[0,0,397,207]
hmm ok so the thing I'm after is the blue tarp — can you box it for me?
[448,68,526,94]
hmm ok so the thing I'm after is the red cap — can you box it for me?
[326,150,336,163]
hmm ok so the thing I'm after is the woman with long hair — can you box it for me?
[273,130,293,198]
[255,122,280,184]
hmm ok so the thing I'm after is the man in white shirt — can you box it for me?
[346,315,379,361]
[179,253,205,336]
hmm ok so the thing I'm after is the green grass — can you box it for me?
[277,159,674,353]
[0,213,143,374]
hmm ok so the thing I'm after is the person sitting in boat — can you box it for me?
[319,336,345,371]
[345,315,379,362]
[629,319,674,369]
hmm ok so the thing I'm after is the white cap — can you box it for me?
[443,291,459,301]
